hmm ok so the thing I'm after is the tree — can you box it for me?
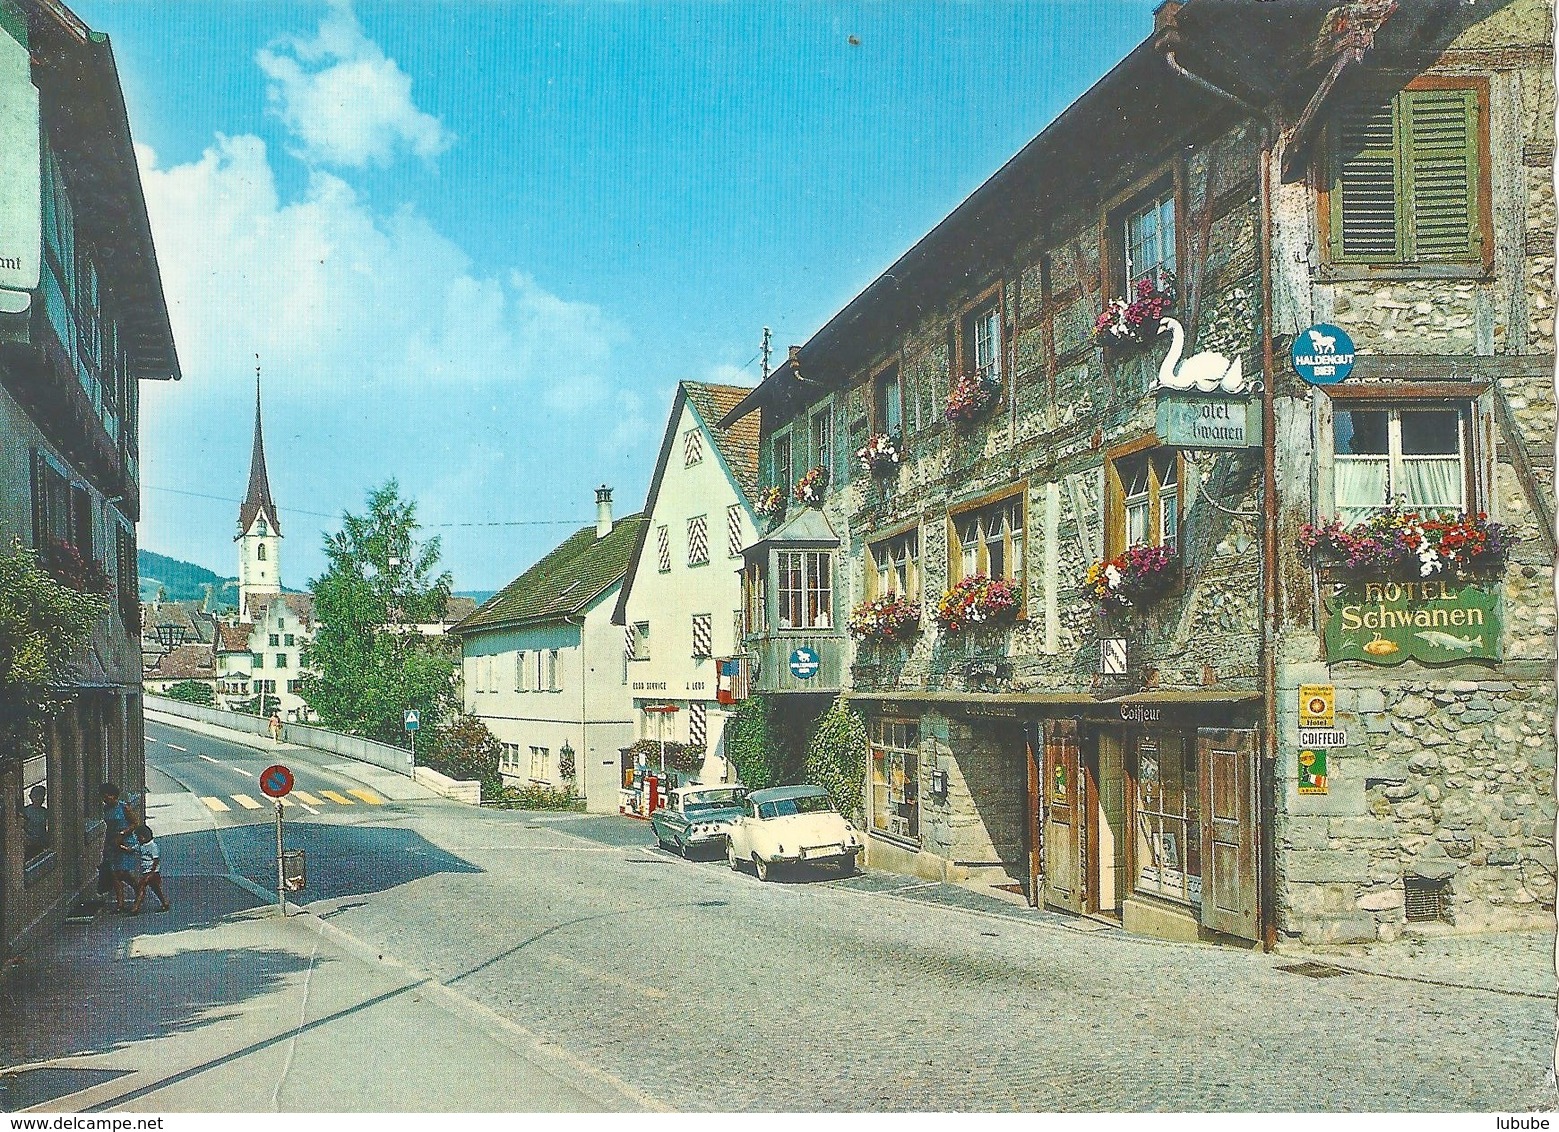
[300,480,457,746]
[421,713,503,799]
[724,694,807,790]
[0,538,107,766]
[164,680,215,706]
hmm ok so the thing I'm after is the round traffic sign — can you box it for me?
[260,764,294,799]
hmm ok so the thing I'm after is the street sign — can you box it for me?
[404,709,420,732]
[1297,748,1329,795]
[1298,728,1348,748]
[259,764,294,799]
[1292,323,1355,385]
[1298,684,1335,728]
[788,647,820,680]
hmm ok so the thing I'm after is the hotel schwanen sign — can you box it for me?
[1324,579,1500,665]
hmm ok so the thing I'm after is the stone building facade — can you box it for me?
[722,0,1554,947]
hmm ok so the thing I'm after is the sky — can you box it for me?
[72,0,1167,592]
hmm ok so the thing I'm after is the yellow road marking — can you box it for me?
[231,794,264,810]
[292,790,324,806]
[346,789,384,805]
[201,796,231,812]
[318,790,354,805]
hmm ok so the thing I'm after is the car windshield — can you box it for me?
[757,794,835,819]
[685,789,742,812]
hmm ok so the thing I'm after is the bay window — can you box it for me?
[776,550,832,630]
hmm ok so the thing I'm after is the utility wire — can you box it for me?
[140,484,585,527]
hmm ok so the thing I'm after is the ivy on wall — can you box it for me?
[725,694,806,790]
[803,697,868,826]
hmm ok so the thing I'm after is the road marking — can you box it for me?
[232,767,255,778]
[200,797,231,812]
[346,789,384,805]
[230,794,264,810]
[166,744,188,752]
[318,790,354,805]
[292,790,324,806]
[198,754,220,765]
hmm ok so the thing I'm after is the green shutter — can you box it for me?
[1403,87,1480,261]
[1333,91,1401,262]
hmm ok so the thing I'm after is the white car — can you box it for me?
[725,784,862,881]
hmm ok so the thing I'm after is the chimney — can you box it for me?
[595,485,613,539]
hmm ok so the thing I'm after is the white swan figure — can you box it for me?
[1154,317,1248,394]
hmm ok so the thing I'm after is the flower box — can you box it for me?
[1082,544,1178,614]
[848,594,921,641]
[793,466,830,508]
[935,575,1019,633]
[1299,510,1514,582]
[44,537,110,595]
[754,485,787,520]
[856,433,903,475]
[1094,276,1175,351]
[945,372,1001,424]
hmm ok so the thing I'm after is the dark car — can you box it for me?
[650,785,747,858]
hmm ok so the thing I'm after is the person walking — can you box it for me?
[98,783,141,913]
[268,711,283,743]
[21,784,49,859]
[129,824,170,914]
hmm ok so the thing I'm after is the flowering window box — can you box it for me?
[856,433,903,476]
[935,575,1019,633]
[848,594,921,641]
[1298,511,1514,582]
[44,537,110,595]
[754,485,787,520]
[944,372,1001,425]
[1094,276,1175,351]
[1081,544,1178,615]
[793,466,830,508]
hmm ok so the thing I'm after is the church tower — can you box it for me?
[237,377,281,614]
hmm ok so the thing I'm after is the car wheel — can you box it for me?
[754,855,771,882]
[678,836,693,859]
[726,837,742,872]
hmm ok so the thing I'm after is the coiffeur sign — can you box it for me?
[1324,579,1501,665]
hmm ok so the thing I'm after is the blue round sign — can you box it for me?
[788,647,820,680]
[1292,323,1355,385]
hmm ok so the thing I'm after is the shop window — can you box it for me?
[684,428,704,467]
[1133,733,1201,906]
[869,529,920,601]
[1333,405,1469,526]
[873,364,902,437]
[950,495,1025,590]
[1107,449,1180,559]
[1123,189,1177,293]
[776,550,832,630]
[1325,81,1486,266]
[871,719,920,843]
[687,515,709,566]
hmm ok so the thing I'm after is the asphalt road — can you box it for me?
[130,719,1556,1112]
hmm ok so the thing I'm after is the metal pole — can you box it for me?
[275,799,285,916]
[410,726,416,773]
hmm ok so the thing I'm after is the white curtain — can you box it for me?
[1401,458,1464,515]
[1336,457,1388,526]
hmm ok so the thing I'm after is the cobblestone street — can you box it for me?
[266,806,1557,1112]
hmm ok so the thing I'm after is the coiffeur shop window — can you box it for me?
[1133,731,1201,906]
[871,718,920,843]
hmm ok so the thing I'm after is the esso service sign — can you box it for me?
[1292,323,1355,385]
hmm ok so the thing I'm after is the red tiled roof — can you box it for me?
[143,642,216,681]
[216,624,252,652]
[682,381,760,501]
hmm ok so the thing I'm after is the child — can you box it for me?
[129,824,170,914]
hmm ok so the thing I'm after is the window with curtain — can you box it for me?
[870,530,920,600]
[1108,451,1180,557]
[964,302,1002,385]
[1333,406,1467,525]
[950,495,1025,587]
[776,550,832,630]
[1125,191,1176,292]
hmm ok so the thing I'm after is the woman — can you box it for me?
[99,783,142,913]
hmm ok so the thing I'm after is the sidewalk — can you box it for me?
[1273,928,1557,999]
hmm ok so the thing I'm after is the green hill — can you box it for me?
[138,549,234,605]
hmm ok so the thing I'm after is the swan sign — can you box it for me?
[1155,393,1261,449]
[1292,323,1356,385]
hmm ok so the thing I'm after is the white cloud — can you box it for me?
[256,1,452,168]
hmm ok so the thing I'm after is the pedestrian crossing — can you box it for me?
[201,788,385,813]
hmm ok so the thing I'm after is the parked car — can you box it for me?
[651,785,747,858]
[725,784,862,881]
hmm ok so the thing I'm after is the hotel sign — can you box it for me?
[0,17,41,305]
[1324,580,1501,666]
[1155,394,1261,449]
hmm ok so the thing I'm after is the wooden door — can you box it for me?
[1043,720,1084,913]
[1198,728,1259,940]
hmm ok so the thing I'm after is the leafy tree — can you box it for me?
[421,713,503,799]
[803,697,869,825]
[0,538,107,766]
[724,694,807,790]
[164,680,215,706]
[300,480,456,745]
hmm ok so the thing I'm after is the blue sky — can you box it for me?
[75,0,1165,591]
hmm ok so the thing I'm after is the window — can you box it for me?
[500,743,521,772]
[255,679,276,695]
[276,653,288,669]
[742,563,765,638]
[547,649,560,692]
[1133,733,1201,906]
[873,365,902,437]
[870,529,920,601]
[687,515,709,566]
[1108,451,1180,558]
[529,746,550,781]
[656,524,671,572]
[950,495,1025,587]
[287,679,303,693]
[772,429,793,491]
[22,755,50,862]
[1333,405,1468,526]
[684,428,704,466]
[252,652,264,669]
[726,504,744,559]
[871,719,920,843]
[776,550,832,630]
[284,634,295,647]
[692,613,712,659]
[632,621,651,661]
[516,651,529,691]
[964,302,1002,386]
[269,634,279,647]
[810,404,833,472]
[257,544,267,561]
[1124,190,1177,292]
[1327,82,1485,266]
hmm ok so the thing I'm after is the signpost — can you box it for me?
[260,764,294,915]
[404,709,420,771]
[1292,323,1356,385]
[1155,394,1261,449]
[788,647,820,681]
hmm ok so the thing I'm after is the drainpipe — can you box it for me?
[1162,46,1281,951]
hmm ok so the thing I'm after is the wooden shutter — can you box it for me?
[1043,720,1085,913]
[1197,727,1259,940]
[1404,86,1479,261]
[1332,91,1400,262]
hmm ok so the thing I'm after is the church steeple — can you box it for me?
[237,369,282,613]
[239,373,280,537]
